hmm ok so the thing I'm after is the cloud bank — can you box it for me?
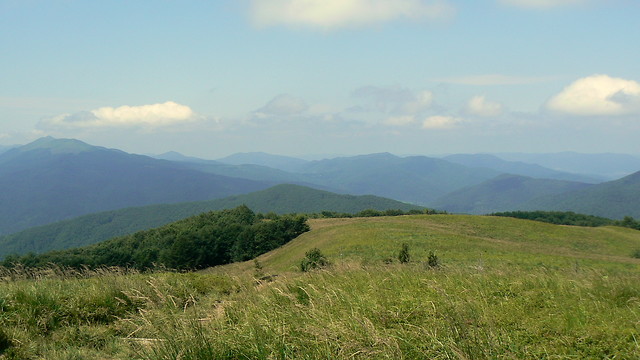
[41,101,198,129]
[547,74,640,116]
[250,0,455,29]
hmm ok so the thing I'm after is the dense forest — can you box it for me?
[491,210,640,230]
[1,206,309,270]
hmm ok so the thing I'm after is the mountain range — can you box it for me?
[431,174,593,215]
[443,154,601,183]
[496,152,640,180]
[522,170,640,219]
[0,137,272,234]
[1,136,640,239]
[0,184,422,259]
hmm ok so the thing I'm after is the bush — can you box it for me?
[398,243,410,264]
[632,249,640,259]
[299,248,329,272]
[427,251,440,268]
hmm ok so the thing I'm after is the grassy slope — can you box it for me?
[248,214,640,272]
[1,215,639,359]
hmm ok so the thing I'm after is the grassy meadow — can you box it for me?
[1,214,639,359]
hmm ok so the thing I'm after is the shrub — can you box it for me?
[398,243,410,264]
[299,248,329,272]
[427,251,440,268]
[632,249,640,259]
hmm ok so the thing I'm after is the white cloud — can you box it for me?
[499,0,586,9]
[42,101,197,129]
[256,94,309,116]
[422,115,463,129]
[466,95,503,117]
[250,0,455,29]
[546,74,640,116]
[434,74,555,86]
[384,115,416,126]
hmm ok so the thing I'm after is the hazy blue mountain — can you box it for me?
[0,145,17,155]
[443,154,601,183]
[0,184,423,258]
[294,153,501,205]
[0,137,272,235]
[431,174,592,215]
[523,170,640,219]
[495,152,640,180]
[153,151,213,164]
[217,151,309,172]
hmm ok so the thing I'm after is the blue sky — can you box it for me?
[1,0,639,158]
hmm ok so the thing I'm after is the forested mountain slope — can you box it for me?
[0,137,271,234]
[0,184,422,258]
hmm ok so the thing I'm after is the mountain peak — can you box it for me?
[18,137,100,155]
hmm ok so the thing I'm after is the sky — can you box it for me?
[1,0,639,158]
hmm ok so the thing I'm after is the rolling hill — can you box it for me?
[0,184,423,258]
[431,174,592,214]
[0,137,272,235]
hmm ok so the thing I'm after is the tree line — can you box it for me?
[1,206,309,271]
[491,210,640,230]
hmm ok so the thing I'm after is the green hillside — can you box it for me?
[253,214,640,272]
[0,215,638,359]
[524,170,640,219]
[431,174,591,214]
[1,206,309,271]
[0,184,423,258]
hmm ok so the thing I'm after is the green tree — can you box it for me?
[398,243,410,264]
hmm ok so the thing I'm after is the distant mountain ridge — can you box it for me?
[443,154,601,183]
[523,170,640,219]
[432,174,592,215]
[4,136,640,238]
[217,151,309,172]
[496,152,640,180]
[293,153,501,204]
[0,184,423,258]
[0,137,272,234]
